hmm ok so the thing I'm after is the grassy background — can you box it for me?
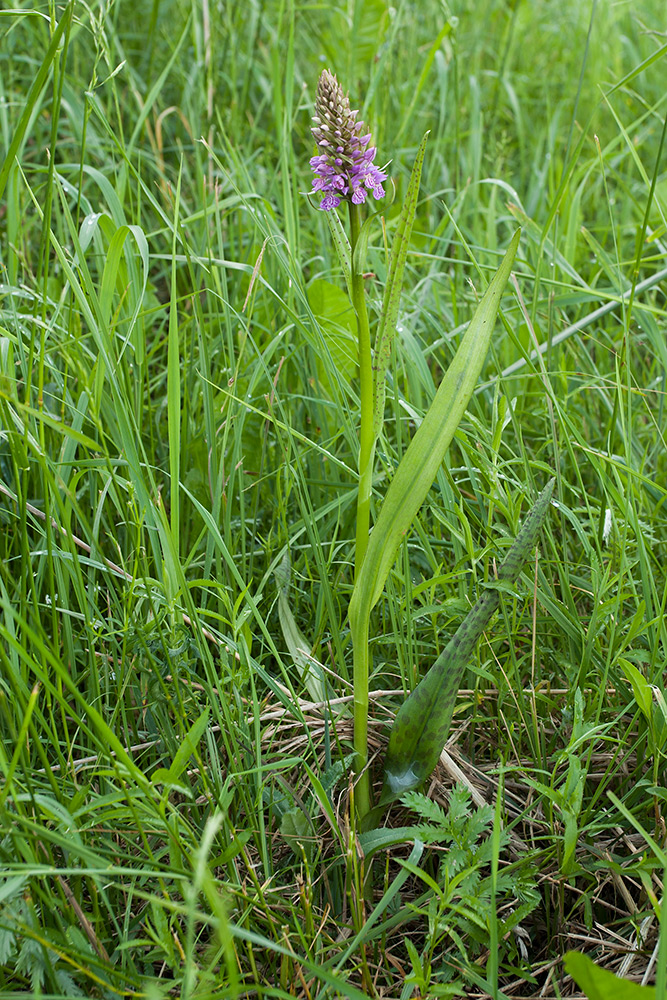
[1,0,667,996]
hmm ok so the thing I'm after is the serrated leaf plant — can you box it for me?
[307,70,553,825]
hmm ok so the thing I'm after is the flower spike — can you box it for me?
[310,70,387,211]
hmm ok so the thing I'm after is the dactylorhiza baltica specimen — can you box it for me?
[310,69,387,211]
[304,72,542,829]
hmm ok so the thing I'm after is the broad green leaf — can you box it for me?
[280,809,312,858]
[350,229,521,632]
[379,478,554,804]
[562,810,579,875]
[373,131,429,436]
[308,278,358,386]
[564,951,656,999]
[560,751,584,874]
[651,686,667,748]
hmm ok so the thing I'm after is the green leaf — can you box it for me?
[564,951,656,999]
[379,478,554,804]
[562,810,579,874]
[619,657,653,720]
[308,278,359,386]
[0,2,74,204]
[373,131,429,437]
[325,209,353,301]
[152,708,210,787]
[395,23,455,144]
[167,162,184,570]
[350,229,521,632]
[351,212,378,279]
[96,221,149,365]
[275,552,326,703]
[280,809,313,859]
[357,825,424,860]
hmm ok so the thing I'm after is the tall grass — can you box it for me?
[1,0,667,995]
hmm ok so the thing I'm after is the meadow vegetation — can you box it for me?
[1,0,667,996]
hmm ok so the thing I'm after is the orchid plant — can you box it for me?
[305,70,553,826]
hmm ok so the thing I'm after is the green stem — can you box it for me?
[348,200,375,821]
[349,202,375,577]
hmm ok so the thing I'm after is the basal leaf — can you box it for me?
[373,131,429,437]
[379,478,554,805]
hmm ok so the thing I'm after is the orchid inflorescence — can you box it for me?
[310,69,387,210]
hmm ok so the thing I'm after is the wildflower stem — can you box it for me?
[349,199,375,820]
[349,202,375,579]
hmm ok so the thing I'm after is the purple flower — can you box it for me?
[310,70,387,211]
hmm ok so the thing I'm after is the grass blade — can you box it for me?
[275,553,326,703]
[0,2,73,203]
[167,163,184,582]
[152,708,210,787]
[373,131,429,436]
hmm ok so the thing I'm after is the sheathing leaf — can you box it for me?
[349,229,521,632]
[380,478,555,803]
